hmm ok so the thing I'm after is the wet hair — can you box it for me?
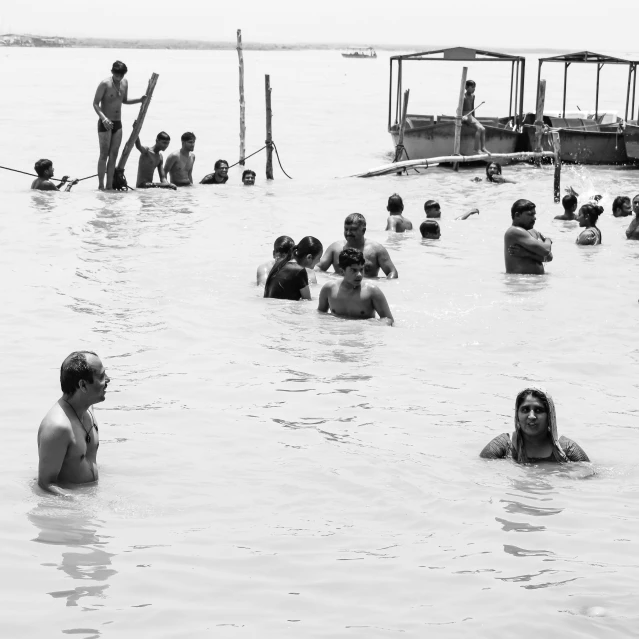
[511,199,535,219]
[485,162,502,181]
[338,247,365,270]
[264,236,323,293]
[562,193,578,210]
[242,169,256,180]
[181,132,196,142]
[34,158,52,177]
[420,220,440,237]
[424,199,440,212]
[633,194,639,203]
[156,131,170,142]
[60,351,98,395]
[215,159,229,170]
[612,195,630,212]
[466,80,476,88]
[516,388,549,414]
[579,202,603,226]
[345,213,366,228]
[111,60,128,76]
[387,193,404,214]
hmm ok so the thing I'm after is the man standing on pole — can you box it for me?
[93,61,146,190]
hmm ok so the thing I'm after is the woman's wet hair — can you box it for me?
[156,131,170,142]
[273,235,295,256]
[34,158,52,177]
[60,351,98,395]
[338,247,365,270]
[111,60,128,76]
[580,202,604,225]
[511,199,535,219]
[516,388,549,415]
[387,193,404,213]
[181,132,196,142]
[264,237,324,294]
[295,236,323,261]
[485,162,502,181]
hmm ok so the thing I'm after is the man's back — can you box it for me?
[31,178,56,191]
[386,215,413,232]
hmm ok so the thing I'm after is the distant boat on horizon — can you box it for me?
[342,47,377,59]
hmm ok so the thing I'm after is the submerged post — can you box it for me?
[453,66,468,172]
[265,74,274,180]
[552,131,562,203]
[394,89,410,164]
[237,29,246,165]
[534,79,546,166]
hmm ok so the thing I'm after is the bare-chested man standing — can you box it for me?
[319,213,398,278]
[93,61,146,190]
[165,132,196,186]
[37,352,110,497]
[504,199,553,274]
[134,128,175,189]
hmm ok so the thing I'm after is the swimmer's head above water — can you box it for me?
[511,199,536,229]
[562,192,578,213]
[272,235,295,259]
[612,195,631,217]
[387,193,404,214]
[420,220,441,239]
[242,169,256,185]
[344,214,366,242]
[34,158,53,178]
[60,351,109,404]
[485,162,502,181]
[424,200,441,218]
[578,202,603,227]
[338,247,365,285]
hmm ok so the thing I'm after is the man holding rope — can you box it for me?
[31,159,77,192]
[93,61,146,190]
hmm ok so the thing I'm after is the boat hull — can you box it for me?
[624,123,639,161]
[521,124,628,164]
[390,121,519,162]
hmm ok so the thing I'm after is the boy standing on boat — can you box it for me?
[463,80,489,154]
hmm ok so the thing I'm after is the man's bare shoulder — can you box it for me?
[365,238,388,251]
[327,239,346,253]
[39,403,72,436]
[361,280,383,297]
[504,225,529,239]
[320,279,341,293]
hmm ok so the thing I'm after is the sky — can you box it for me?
[1,0,638,54]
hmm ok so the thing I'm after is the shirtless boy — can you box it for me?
[93,61,147,190]
[165,132,196,186]
[318,248,394,325]
[30,159,77,192]
[504,199,553,274]
[134,129,175,189]
[554,193,578,220]
[37,351,110,497]
[200,159,230,184]
[463,80,489,154]
[385,193,413,232]
[319,213,398,278]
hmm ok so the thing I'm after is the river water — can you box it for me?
[1,47,638,638]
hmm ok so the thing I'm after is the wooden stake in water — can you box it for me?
[453,66,468,172]
[237,29,246,166]
[265,74,274,180]
[552,131,562,203]
[394,89,410,164]
[534,79,546,166]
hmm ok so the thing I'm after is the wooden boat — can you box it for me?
[388,47,525,162]
[526,51,639,164]
[624,122,639,161]
[342,47,377,59]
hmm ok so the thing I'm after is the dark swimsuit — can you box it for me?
[98,119,123,134]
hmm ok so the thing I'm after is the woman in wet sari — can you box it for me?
[480,387,589,463]
[576,203,603,246]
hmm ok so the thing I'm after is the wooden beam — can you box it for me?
[265,74,273,180]
[534,79,546,166]
[116,73,159,171]
[237,29,246,165]
[552,131,562,203]
[453,67,468,171]
[394,89,410,164]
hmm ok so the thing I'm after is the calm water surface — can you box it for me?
[1,48,638,638]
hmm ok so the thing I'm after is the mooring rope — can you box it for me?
[0,165,97,183]
[227,141,293,179]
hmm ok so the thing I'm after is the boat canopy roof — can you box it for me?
[539,51,636,66]
[390,47,524,62]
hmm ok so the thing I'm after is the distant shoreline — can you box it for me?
[0,33,566,54]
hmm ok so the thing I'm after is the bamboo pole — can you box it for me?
[453,67,468,172]
[394,89,410,164]
[552,131,562,203]
[534,79,546,166]
[116,73,159,171]
[353,150,557,178]
[265,74,273,180]
[237,30,246,165]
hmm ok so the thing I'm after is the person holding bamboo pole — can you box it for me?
[462,80,489,154]
[93,61,147,190]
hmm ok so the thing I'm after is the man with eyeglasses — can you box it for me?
[504,199,553,274]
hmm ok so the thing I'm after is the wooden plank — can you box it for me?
[237,30,246,165]
[453,66,468,171]
[117,73,159,171]
[552,131,562,202]
[265,75,273,180]
[394,89,410,163]
[534,79,546,166]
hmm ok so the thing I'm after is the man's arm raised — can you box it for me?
[377,245,398,279]
[371,286,394,326]
[38,423,72,497]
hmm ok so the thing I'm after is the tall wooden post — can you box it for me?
[552,131,562,203]
[237,29,246,165]
[534,79,546,166]
[117,73,159,171]
[394,89,410,163]
[265,75,273,180]
[453,67,468,172]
